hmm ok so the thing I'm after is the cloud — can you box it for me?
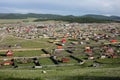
[0,0,120,16]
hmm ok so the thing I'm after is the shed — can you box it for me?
[6,50,13,56]
[61,38,66,43]
[111,40,117,43]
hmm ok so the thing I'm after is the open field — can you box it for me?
[0,67,120,80]
[0,18,37,24]
[0,35,54,49]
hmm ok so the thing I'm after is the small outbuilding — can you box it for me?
[6,50,13,56]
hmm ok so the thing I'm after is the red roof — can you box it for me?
[111,40,117,43]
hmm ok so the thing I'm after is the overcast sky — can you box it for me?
[0,0,120,16]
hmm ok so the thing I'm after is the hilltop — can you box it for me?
[0,13,120,23]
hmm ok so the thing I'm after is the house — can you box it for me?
[61,38,66,43]
[6,50,13,56]
[61,58,70,63]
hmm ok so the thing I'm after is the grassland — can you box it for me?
[0,18,37,24]
[0,66,120,80]
[0,35,54,48]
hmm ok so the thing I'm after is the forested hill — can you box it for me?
[0,13,120,23]
[0,13,62,19]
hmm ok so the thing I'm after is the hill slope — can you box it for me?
[0,13,120,23]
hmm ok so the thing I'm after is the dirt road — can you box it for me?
[0,48,42,52]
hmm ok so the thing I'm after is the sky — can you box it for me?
[0,0,120,16]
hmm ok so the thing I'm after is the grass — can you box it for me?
[39,58,55,65]
[95,58,120,68]
[0,50,44,57]
[14,50,44,57]
[17,63,34,67]
[96,58,120,64]
[0,35,52,48]
[0,67,120,80]
[0,18,37,24]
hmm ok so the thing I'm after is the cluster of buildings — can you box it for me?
[0,22,119,41]
[0,22,120,67]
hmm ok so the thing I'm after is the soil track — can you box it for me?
[0,48,42,52]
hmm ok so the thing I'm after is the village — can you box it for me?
[0,22,120,40]
[1,0,120,79]
[0,21,119,69]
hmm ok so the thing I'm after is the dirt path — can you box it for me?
[0,48,42,52]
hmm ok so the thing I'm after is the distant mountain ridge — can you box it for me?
[82,14,120,21]
[0,13,63,19]
[0,13,120,23]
